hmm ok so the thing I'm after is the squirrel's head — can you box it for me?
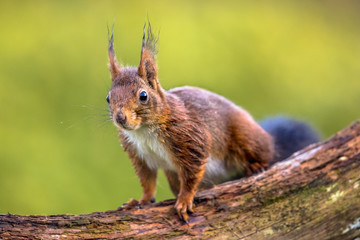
[107,22,165,131]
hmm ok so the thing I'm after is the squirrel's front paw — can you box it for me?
[175,197,194,223]
[118,198,141,210]
[118,197,155,210]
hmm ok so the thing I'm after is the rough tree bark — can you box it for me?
[1,121,360,240]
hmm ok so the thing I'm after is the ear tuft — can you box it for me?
[108,24,121,81]
[138,19,160,89]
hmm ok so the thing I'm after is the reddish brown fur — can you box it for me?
[120,136,157,204]
[106,24,274,222]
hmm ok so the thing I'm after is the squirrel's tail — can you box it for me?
[259,116,320,163]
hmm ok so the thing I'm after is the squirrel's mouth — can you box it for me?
[118,124,133,131]
[112,110,141,131]
[113,119,139,131]
[113,120,130,130]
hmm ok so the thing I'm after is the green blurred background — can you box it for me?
[0,0,359,215]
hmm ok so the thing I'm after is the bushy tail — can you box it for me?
[260,116,320,163]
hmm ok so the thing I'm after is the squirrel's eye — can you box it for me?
[106,95,110,104]
[139,91,148,102]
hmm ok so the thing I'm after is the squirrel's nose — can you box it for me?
[115,112,127,126]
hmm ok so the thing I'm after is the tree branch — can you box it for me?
[1,121,360,239]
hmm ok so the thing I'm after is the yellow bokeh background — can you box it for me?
[0,0,359,214]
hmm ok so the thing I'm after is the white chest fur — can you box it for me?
[122,127,176,171]
[203,157,243,186]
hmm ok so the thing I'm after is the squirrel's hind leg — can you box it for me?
[226,113,274,176]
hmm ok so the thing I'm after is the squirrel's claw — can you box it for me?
[118,198,140,210]
[175,198,194,223]
[118,197,156,211]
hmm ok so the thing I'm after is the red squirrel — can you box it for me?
[106,22,319,222]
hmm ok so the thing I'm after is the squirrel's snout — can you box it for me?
[115,112,127,126]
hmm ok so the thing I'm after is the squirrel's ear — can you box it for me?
[137,22,159,90]
[108,26,121,81]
